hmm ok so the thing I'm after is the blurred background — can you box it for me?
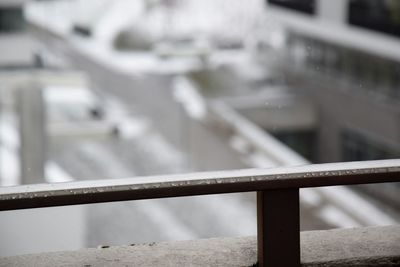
[0,0,399,257]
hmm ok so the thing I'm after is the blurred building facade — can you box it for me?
[265,0,400,206]
[265,0,400,163]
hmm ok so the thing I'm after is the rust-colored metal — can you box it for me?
[0,159,399,211]
[257,189,300,267]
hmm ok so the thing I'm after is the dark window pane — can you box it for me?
[267,0,316,15]
[348,0,400,38]
[0,7,25,33]
[272,130,317,162]
[341,129,400,161]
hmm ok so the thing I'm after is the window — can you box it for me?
[394,63,400,96]
[0,7,25,33]
[267,0,316,15]
[272,130,317,162]
[348,0,400,38]
[289,34,400,99]
[341,129,400,161]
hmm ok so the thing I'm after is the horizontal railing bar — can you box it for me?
[0,159,399,211]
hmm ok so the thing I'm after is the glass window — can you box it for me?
[272,130,317,162]
[394,63,400,96]
[0,7,25,33]
[341,129,400,161]
[348,0,400,38]
[267,0,316,15]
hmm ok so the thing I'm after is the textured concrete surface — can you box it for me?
[301,225,400,266]
[1,225,399,266]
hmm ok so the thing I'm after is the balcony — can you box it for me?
[1,1,399,266]
[1,159,399,266]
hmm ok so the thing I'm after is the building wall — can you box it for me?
[264,0,400,163]
[285,69,400,163]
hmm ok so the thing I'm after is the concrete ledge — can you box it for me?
[1,226,399,267]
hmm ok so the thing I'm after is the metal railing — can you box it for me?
[1,159,400,266]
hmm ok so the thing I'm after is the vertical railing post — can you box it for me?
[257,189,300,267]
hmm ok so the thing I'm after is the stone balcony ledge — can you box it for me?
[1,226,399,267]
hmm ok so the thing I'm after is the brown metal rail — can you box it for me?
[1,159,400,266]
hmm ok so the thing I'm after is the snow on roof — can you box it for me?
[26,0,272,47]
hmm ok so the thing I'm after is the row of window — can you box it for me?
[286,33,400,98]
[269,127,399,164]
[341,129,400,162]
[267,0,400,38]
